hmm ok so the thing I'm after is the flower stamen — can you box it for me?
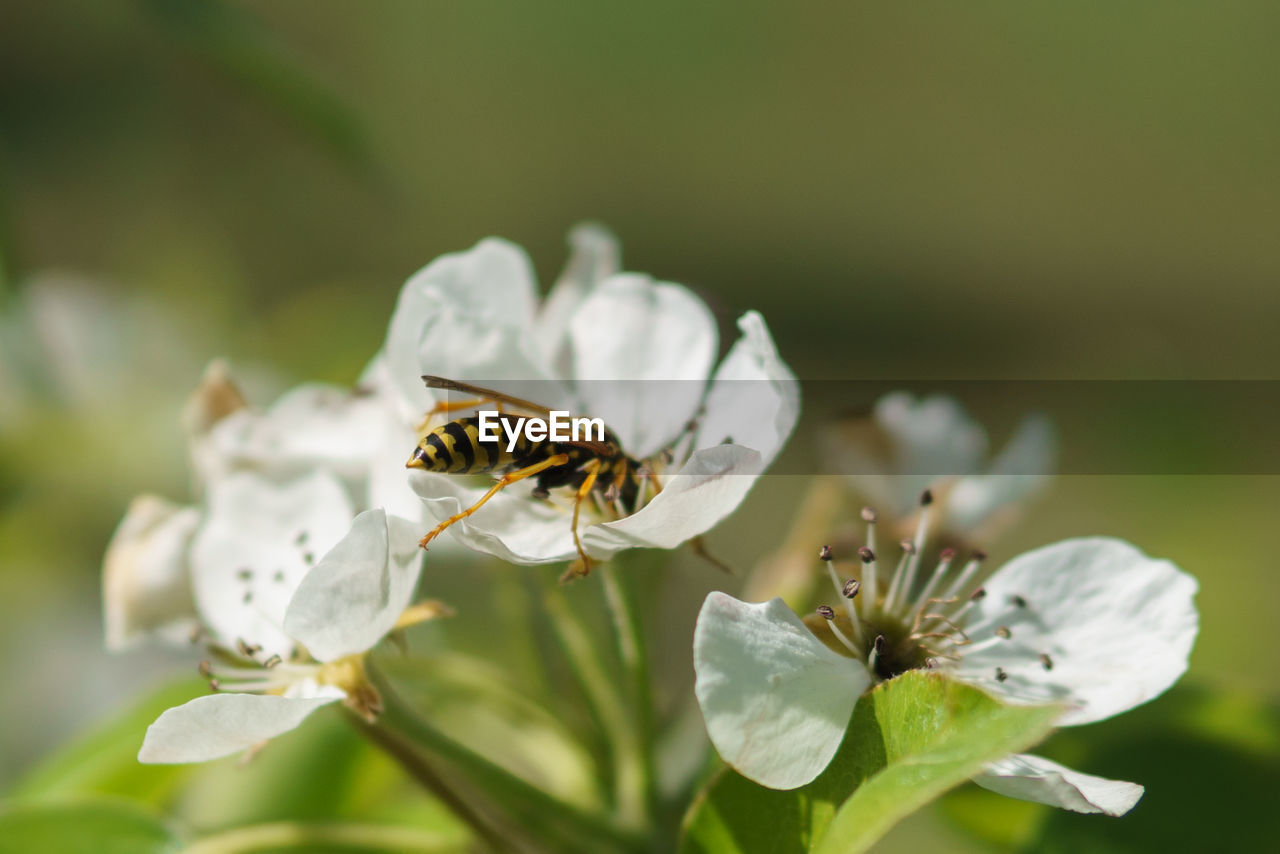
[882,539,915,614]
[893,491,933,615]
[913,547,956,613]
[821,553,863,643]
[816,605,861,657]
[860,507,879,605]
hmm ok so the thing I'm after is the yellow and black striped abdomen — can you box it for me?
[410,416,548,474]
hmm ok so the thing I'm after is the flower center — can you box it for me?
[805,607,932,679]
[807,494,990,682]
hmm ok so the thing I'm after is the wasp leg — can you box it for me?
[690,536,737,575]
[418,454,571,549]
[565,458,603,578]
[415,398,506,435]
[427,396,495,415]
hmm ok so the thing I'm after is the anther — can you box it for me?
[970,586,987,601]
[858,546,875,563]
[899,539,916,555]
[531,486,550,500]
[925,657,939,669]
[1011,594,1028,609]
[995,626,1012,639]
[972,549,987,562]
[198,660,212,678]
[860,507,878,523]
[237,639,262,657]
[1039,653,1054,671]
[874,634,886,654]
[843,579,861,599]
[821,608,862,657]
[822,547,865,641]
[995,667,1008,682]
[940,547,956,560]
[263,654,282,669]
[920,489,934,506]
[208,678,221,691]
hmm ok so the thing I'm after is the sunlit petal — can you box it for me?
[693,592,867,790]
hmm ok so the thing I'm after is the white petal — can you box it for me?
[410,445,762,564]
[367,411,428,524]
[410,471,596,564]
[841,392,988,516]
[137,692,341,764]
[181,359,248,441]
[103,495,200,650]
[694,311,799,466]
[569,274,717,458]
[587,445,763,551]
[953,537,1198,726]
[946,413,1058,533]
[974,753,1144,816]
[535,223,621,373]
[191,471,354,659]
[199,383,393,489]
[283,509,423,661]
[875,392,988,475]
[382,238,553,414]
[693,593,867,790]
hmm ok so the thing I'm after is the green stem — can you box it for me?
[353,709,517,854]
[600,560,659,828]
[363,664,641,854]
[541,581,646,827]
[183,821,461,854]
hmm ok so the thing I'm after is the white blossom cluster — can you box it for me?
[103,224,1198,823]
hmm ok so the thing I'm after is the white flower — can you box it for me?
[103,359,430,652]
[103,495,201,650]
[693,507,1198,816]
[829,391,1057,540]
[387,225,799,565]
[136,483,443,764]
[183,358,422,524]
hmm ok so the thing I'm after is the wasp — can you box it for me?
[407,375,671,575]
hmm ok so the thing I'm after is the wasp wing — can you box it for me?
[421,375,558,419]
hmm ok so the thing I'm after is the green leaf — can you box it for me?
[679,672,1060,854]
[180,821,467,854]
[176,706,381,830]
[1019,684,1280,853]
[0,799,182,854]
[7,679,204,805]
[940,682,1280,851]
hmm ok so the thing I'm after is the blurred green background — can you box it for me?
[1,1,1278,851]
